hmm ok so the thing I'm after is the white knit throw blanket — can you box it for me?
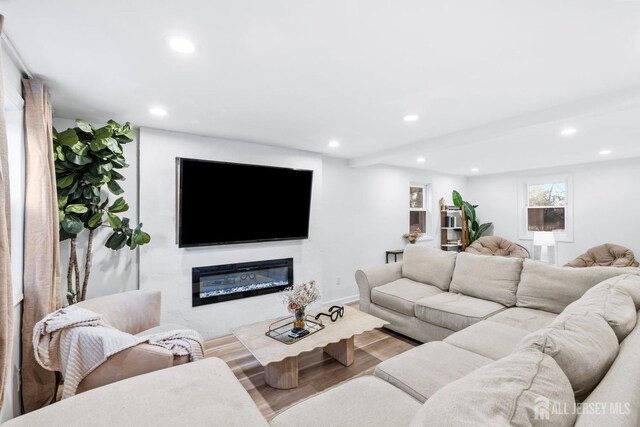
[33,306,205,399]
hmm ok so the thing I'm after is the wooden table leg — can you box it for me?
[264,356,298,389]
[324,336,354,367]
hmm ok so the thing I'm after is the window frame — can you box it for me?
[408,183,433,241]
[517,174,573,242]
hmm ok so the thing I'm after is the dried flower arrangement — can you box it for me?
[402,228,421,244]
[281,280,321,313]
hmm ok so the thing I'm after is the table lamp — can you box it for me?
[533,231,556,265]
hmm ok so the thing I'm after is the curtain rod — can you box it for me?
[1,32,33,79]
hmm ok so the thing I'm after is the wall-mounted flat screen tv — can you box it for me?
[177,158,313,247]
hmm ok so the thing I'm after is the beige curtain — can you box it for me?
[21,79,60,412]
[0,14,15,411]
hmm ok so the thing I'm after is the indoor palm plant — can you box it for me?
[54,119,150,304]
[452,190,492,245]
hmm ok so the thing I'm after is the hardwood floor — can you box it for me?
[203,305,418,420]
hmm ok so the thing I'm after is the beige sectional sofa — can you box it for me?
[5,246,640,426]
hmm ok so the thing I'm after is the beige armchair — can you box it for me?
[565,243,639,268]
[73,290,189,393]
[465,236,529,258]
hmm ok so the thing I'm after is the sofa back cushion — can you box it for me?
[563,276,637,342]
[449,252,523,307]
[516,260,639,314]
[575,316,640,427]
[402,245,457,291]
[517,312,619,398]
[409,348,576,427]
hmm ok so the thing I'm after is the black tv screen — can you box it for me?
[177,158,313,247]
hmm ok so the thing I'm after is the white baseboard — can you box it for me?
[323,294,359,306]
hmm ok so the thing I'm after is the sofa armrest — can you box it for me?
[76,343,173,394]
[355,262,403,313]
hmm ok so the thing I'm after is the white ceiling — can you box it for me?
[3,0,640,175]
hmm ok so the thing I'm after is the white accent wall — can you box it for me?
[466,157,640,265]
[138,128,466,339]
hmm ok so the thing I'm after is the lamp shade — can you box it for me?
[533,231,556,247]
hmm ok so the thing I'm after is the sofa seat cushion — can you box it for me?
[486,307,557,332]
[410,349,576,427]
[516,259,640,314]
[562,275,637,342]
[371,278,442,316]
[270,376,421,427]
[402,245,458,291]
[449,252,523,307]
[444,321,529,360]
[3,358,268,427]
[518,312,619,398]
[374,341,492,402]
[414,293,507,331]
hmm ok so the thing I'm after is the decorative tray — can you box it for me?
[265,315,325,345]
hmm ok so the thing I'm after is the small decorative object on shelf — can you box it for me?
[403,228,421,244]
[281,280,320,329]
[439,197,447,212]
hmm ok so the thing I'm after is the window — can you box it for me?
[409,184,432,238]
[518,175,573,242]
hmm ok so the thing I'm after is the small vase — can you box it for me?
[293,307,306,329]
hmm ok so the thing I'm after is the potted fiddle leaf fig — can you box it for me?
[54,119,150,305]
[452,190,492,245]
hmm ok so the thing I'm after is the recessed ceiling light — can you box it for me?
[599,149,612,155]
[328,140,340,148]
[560,128,577,136]
[169,37,196,54]
[149,106,167,117]
[471,168,479,172]
[416,157,426,163]
[404,114,420,122]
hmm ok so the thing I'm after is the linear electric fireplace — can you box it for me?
[192,258,293,306]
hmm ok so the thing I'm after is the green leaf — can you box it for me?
[129,223,150,249]
[105,231,127,250]
[470,220,479,233]
[57,181,78,196]
[110,158,128,169]
[90,138,108,152]
[57,195,69,209]
[87,212,103,229]
[100,197,110,209]
[476,223,492,239]
[65,204,88,214]
[58,209,65,223]
[107,180,124,195]
[104,137,122,154]
[55,145,66,161]
[110,169,125,181]
[76,119,94,134]
[56,129,80,147]
[56,175,75,189]
[59,228,76,242]
[66,152,93,166]
[61,214,84,234]
[452,190,463,208]
[463,201,476,223]
[107,212,122,228]
[94,126,113,140]
[107,119,122,129]
[108,197,129,213]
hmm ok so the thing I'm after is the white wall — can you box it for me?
[1,47,24,422]
[138,128,466,339]
[138,128,324,339]
[466,158,640,265]
[53,118,139,302]
[321,157,466,303]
